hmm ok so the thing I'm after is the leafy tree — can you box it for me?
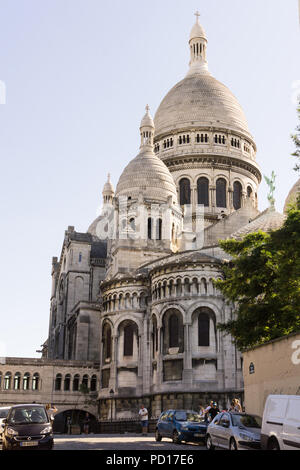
[215,201,300,350]
[291,100,300,172]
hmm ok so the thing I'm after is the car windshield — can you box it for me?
[9,407,48,424]
[175,412,204,423]
[231,414,262,429]
[0,409,10,419]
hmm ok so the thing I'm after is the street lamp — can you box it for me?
[109,389,114,424]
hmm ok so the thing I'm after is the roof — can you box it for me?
[154,73,251,139]
[231,206,286,239]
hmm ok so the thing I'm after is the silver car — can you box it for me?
[206,412,262,450]
[0,407,11,442]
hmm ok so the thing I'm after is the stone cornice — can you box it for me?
[162,153,262,182]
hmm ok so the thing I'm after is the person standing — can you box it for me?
[208,402,220,422]
[139,405,148,436]
[46,404,58,428]
[67,416,72,434]
[83,413,90,434]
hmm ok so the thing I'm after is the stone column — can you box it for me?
[182,323,193,386]
[109,335,118,392]
[157,327,163,386]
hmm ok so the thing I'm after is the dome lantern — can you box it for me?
[102,173,114,206]
[187,11,209,76]
[140,104,155,150]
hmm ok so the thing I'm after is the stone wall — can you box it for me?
[242,332,300,416]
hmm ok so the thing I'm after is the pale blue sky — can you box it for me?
[0,0,299,358]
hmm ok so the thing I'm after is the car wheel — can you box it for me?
[172,430,181,444]
[155,429,162,442]
[206,434,215,450]
[229,438,238,450]
[268,438,280,450]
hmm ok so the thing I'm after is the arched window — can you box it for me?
[32,373,39,391]
[64,374,71,391]
[124,324,134,357]
[14,372,21,390]
[152,316,158,357]
[169,314,179,348]
[90,375,97,392]
[82,375,89,391]
[4,372,11,390]
[103,323,112,360]
[233,181,242,210]
[55,374,62,391]
[247,186,253,198]
[23,372,30,390]
[179,178,191,205]
[79,252,82,262]
[197,177,209,206]
[147,218,153,240]
[198,313,210,346]
[156,218,162,240]
[216,178,227,208]
[129,218,135,231]
[73,374,80,391]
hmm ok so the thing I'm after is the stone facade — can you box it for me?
[3,15,289,423]
[242,332,300,417]
[0,358,99,429]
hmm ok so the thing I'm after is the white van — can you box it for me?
[261,395,300,450]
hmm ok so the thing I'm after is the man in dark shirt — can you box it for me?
[208,402,220,421]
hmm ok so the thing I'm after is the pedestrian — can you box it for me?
[46,403,58,427]
[83,413,90,434]
[204,400,214,423]
[199,405,205,418]
[208,402,220,422]
[229,398,242,413]
[139,404,148,436]
[67,416,72,434]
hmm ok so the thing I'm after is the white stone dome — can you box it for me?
[284,178,300,213]
[231,207,286,239]
[154,73,251,138]
[190,21,207,40]
[116,148,178,204]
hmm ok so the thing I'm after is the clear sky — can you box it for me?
[0,0,299,358]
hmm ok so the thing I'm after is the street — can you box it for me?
[51,433,207,450]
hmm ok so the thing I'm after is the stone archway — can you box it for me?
[53,409,97,434]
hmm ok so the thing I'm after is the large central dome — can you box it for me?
[154,73,251,138]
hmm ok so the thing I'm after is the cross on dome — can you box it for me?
[194,11,201,22]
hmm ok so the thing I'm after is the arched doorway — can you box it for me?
[52,409,97,434]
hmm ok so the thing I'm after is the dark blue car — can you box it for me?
[155,409,207,444]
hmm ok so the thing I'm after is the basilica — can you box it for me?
[46,15,287,420]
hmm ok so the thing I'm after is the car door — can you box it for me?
[282,398,300,450]
[216,413,232,449]
[208,413,223,448]
[165,411,175,437]
[158,412,169,437]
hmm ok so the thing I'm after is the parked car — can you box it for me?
[261,395,300,450]
[2,404,54,451]
[155,409,207,444]
[206,412,262,450]
[0,407,11,442]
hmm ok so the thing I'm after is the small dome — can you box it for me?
[140,105,154,128]
[231,207,286,239]
[116,108,178,204]
[284,178,300,213]
[190,21,207,41]
[87,214,104,237]
[102,173,114,195]
[116,149,177,204]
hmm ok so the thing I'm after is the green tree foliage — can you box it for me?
[292,100,300,172]
[215,202,300,350]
